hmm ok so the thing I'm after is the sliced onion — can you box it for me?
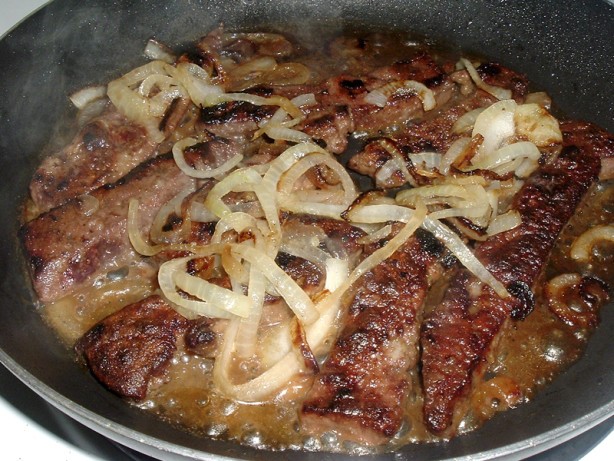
[262,142,329,197]
[204,168,264,218]
[470,141,541,178]
[189,201,219,223]
[257,125,312,143]
[143,38,176,64]
[107,60,188,142]
[514,103,563,147]
[158,254,236,319]
[229,56,277,81]
[524,91,552,110]
[570,225,614,262]
[234,266,266,358]
[174,270,251,317]
[69,85,107,110]
[486,210,521,236]
[365,80,436,111]
[291,93,317,107]
[471,99,517,159]
[460,58,513,101]
[213,93,302,119]
[173,62,224,107]
[278,152,357,206]
[408,152,441,171]
[357,224,393,244]
[127,199,165,256]
[281,200,349,219]
[344,203,426,290]
[231,244,320,325]
[422,217,510,298]
[374,139,412,185]
[324,258,349,292]
[452,108,485,134]
[364,90,388,108]
[439,137,471,174]
[172,137,244,179]
[212,318,306,401]
[150,187,195,244]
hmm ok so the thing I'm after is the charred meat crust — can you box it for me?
[76,295,189,400]
[20,154,195,303]
[420,123,603,435]
[301,231,445,445]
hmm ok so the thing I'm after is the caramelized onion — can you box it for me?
[570,224,614,262]
[365,79,436,111]
[545,273,608,328]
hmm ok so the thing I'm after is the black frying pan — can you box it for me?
[0,1,612,459]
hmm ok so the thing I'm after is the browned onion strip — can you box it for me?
[545,273,608,328]
[570,225,614,262]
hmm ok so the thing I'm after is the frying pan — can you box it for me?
[0,1,612,459]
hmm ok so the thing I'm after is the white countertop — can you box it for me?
[0,1,611,460]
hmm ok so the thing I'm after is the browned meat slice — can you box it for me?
[420,122,603,436]
[300,105,354,154]
[301,229,446,445]
[477,62,529,101]
[20,155,195,303]
[347,85,510,188]
[198,100,277,140]
[321,54,457,134]
[560,120,614,180]
[76,295,189,400]
[29,110,158,213]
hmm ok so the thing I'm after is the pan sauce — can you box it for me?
[27,29,612,453]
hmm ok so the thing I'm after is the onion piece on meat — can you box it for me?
[439,137,472,175]
[127,199,166,256]
[460,58,513,101]
[204,168,264,219]
[231,244,320,325]
[278,152,357,219]
[365,79,436,111]
[422,216,510,298]
[570,224,614,262]
[213,92,303,119]
[514,103,563,147]
[107,60,188,142]
[471,99,517,159]
[452,108,485,134]
[212,318,308,402]
[173,62,224,107]
[174,270,251,317]
[470,141,541,178]
[150,187,195,244]
[545,273,607,328]
[172,137,244,179]
[486,210,521,236]
[158,253,237,320]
